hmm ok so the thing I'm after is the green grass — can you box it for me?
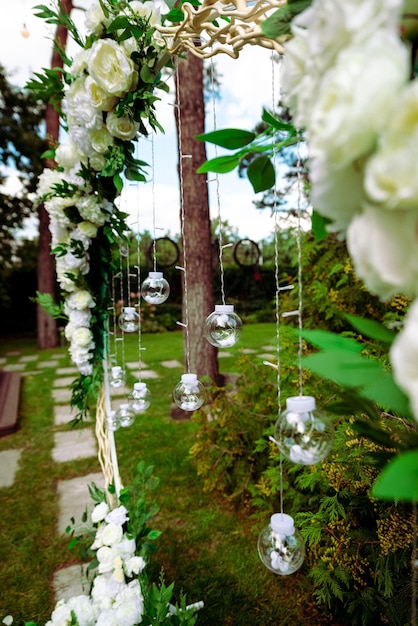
[0,325,334,625]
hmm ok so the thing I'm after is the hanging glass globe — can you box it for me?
[129,381,151,413]
[204,304,243,348]
[173,373,206,411]
[274,396,334,465]
[107,410,120,432]
[118,306,140,333]
[116,403,136,428]
[258,513,305,575]
[141,271,170,304]
[109,366,126,388]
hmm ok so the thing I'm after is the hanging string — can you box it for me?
[174,58,191,373]
[151,134,158,273]
[295,131,304,396]
[210,56,227,306]
[135,143,144,382]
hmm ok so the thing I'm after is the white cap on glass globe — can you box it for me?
[141,271,170,304]
[274,395,334,465]
[257,512,305,575]
[204,304,243,348]
[173,373,206,411]
[129,381,151,412]
[116,403,136,427]
[118,306,140,333]
[109,366,125,388]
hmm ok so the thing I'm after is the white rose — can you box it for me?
[95,610,119,626]
[89,152,107,172]
[309,154,365,235]
[97,545,116,573]
[69,125,92,157]
[92,574,116,607]
[78,361,93,376]
[347,204,418,300]
[49,599,72,625]
[71,49,90,76]
[106,112,139,141]
[102,522,124,546]
[89,127,114,154]
[67,595,96,626]
[85,76,118,112]
[112,555,125,583]
[68,307,92,328]
[67,290,95,310]
[55,140,83,170]
[125,556,146,577]
[308,31,409,168]
[85,1,109,36]
[129,0,160,26]
[114,582,144,626]
[88,39,134,97]
[365,80,418,210]
[114,536,136,560]
[105,505,129,526]
[72,326,94,348]
[390,299,418,420]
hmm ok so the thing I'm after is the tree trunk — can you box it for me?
[37,0,73,349]
[174,55,220,383]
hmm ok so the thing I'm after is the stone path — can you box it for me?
[0,342,276,604]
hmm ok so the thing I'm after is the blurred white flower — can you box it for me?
[105,505,129,526]
[106,112,140,141]
[88,39,134,96]
[391,300,418,420]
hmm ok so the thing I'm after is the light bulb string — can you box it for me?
[135,141,143,383]
[296,136,304,396]
[175,58,191,373]
[151,134,157,273]
[118,254,127,390]
[271,51,284,517]
[210,56,226,306]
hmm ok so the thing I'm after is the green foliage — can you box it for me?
[261,0,312,38]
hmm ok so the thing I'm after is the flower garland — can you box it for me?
[34,0,171,413]
[280,0,418,419]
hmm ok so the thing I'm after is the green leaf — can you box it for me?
[302,350,383,388]
[113,173,124,194]
[299,329,363,353]
[165,7,184,22]
[196,154,240,174]
[360,373,412,418]
[311,210,330,241]
[261,108,295,132]
[247,155,275,193]
[372,449,418,500]
[345,314,396,345]
[196,128,256,149]
[261,0,311,38]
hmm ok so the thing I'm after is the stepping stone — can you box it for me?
[161,359,182,368]
[0,358,6,366]
[262,345,276,351]
[218,351,233,358]
[0,449,22,487]
[139,369,159,379]
[3,363,26,372]
[52,429,97,463]
[56,471,104,534]
[53,563,91,602]
[5,351,20,356]
[56,367,78,375]
[54,405,78,426]
[52,388,73,404]
[240,348,257,354]
[37,360,61,369]
[19,355,39,363]
[125,361,147,370]
[258,353,276,360]
[53,377,74,388]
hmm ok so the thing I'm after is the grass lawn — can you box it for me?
[0,325,335,625]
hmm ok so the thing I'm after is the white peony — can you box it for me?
[390,299,418,420]
[55,140,83,170]
[72,326,94,349]
[89,127,115,154]
[308,30,409,168]
[66,290,95,311]
[309,154,366,235]
[125,556,146,577]
[69,125,93,157]
[85,76,118,112]
[365,80,418,209]
[106,112,140,141]
[65,78,103,131]
[97,545,117,574]
[347,204,418,301]
[88,39,134,97]
[66,595,96,626]
[85,1,109,36]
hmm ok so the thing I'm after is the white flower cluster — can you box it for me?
[37,0,165,376]
[282,0,418,420]
[45,503,146,626]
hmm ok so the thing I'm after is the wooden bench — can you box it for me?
[0,371,21,437]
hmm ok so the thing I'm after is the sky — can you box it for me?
[0,0,285,243]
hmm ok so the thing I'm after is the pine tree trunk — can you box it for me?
[175,55,220,383]
[37,0,73,349]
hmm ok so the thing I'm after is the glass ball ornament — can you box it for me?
[129,382,151,413]
[107,410,120,432]
[204,304,243,348]
[109,366,126,388]
[258,513,305,575]
[141,271,170,304]
[116,403,136,428]
[118,306,140,333]
[173,373,206,411]
[274,396,334,465]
